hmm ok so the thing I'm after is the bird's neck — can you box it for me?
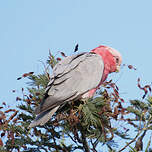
[91,46,116,82]
[84,46,117,98]
[100,51,115,82]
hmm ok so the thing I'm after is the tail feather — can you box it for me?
[29,106,60,128]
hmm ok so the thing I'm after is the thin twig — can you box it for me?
[119,112,147,152]
[91,139,98,152]
[40,147,48,152]
[135,130,147,151]
[79,126,90,152]
[118,130,142,152]
[68,133,79,145]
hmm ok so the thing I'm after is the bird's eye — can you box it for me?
[115,57,119,64]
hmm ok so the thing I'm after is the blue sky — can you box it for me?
[0,0,152,150]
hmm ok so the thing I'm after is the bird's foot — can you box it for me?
[81,98,89,104]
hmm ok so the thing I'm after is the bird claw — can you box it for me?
[81,98,89,104]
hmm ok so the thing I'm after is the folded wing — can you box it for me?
[29,52,104,127]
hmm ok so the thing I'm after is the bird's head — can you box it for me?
[107,46,122,72]
[91,45,122,73]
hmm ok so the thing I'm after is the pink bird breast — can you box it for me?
[85,45,122,98]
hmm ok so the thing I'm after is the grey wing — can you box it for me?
[35,52,104,115]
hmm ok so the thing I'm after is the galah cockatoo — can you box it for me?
[29,45,122,127]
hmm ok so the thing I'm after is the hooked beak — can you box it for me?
[115,66,120,73]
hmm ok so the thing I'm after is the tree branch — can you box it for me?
[135,130,147,151]
[119,113,149,152]
[91,139,98,152]
[79,126,90,152]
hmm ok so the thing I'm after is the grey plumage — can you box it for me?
[29,106,60,128]
[29,52,104,128]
